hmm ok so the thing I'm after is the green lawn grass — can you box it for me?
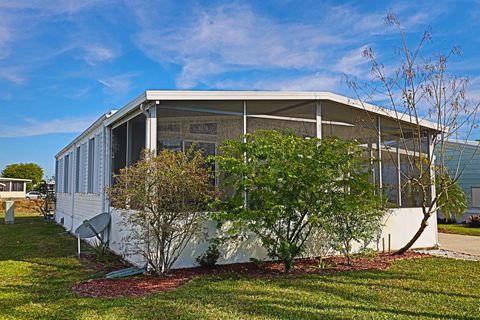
[438,223,480,237]
[1,214,480,319]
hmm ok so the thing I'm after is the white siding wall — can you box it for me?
[55,126,105,235]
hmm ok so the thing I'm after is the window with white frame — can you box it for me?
[472,187,480,208]
[63,154,69,193]
[87,137,95,193]
[11,181,24,191]
[0,182,9,191]
[75,146,81,193]
[111,113,146,180]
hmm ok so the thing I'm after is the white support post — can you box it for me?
[316,101,322,139]
[397,144,402,207]
[377,116,383,198]
[243,101,247,140]
[148,105,158,153]
[102,125,111,212]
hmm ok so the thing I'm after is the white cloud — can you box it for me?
[0,67,26,85]
[96,72,137,94]
[333,45,371,78]
[132,4,346,88]
[128,1,451,89]
[0,116,97,137]
[213,72,342,92]
[0,1,109,15]
[0,0,114,84]
[83,44,118,65]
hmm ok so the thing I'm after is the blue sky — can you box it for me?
[0,0,479,177]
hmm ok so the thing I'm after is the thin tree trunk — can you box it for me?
[395,214,430,255]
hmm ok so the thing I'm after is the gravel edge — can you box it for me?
[415,249,480,261]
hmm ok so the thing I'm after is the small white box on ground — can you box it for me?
[5,201,14,224]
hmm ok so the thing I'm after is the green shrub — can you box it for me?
[196,242,221,267]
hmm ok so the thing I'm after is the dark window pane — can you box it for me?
[158,123,180,133]
[11,182,23,191]
[88,138,95,193]
[158,139,182,151]
[128,113,146,165]
[189,123,217,135]
[112,122,127,176]
[63,154,69,193]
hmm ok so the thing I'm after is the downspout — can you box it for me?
[70,143,76,233]
[140,103,151,149]
[140,103,149,116]
[102,122,111,245]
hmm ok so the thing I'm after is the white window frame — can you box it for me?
[471,187,480,208]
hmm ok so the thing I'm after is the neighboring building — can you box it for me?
[54,90,441,268]
[440,140,480,222]
[0,177,32,198]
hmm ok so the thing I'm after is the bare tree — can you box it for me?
[349,13,479,254]
[108,150,215,275]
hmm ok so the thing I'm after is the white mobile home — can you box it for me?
[55,90,440,268]
[0,177,31,199]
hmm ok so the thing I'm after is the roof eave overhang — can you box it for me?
[104,90,444,132]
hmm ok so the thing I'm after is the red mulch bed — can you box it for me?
[73,251,427,298]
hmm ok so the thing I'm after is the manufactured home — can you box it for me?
[0,177,31,199]
[55,90,440,268]
[439,140,480,222]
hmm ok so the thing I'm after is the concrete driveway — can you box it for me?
[438,233,480,256]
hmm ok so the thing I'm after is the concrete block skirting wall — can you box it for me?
[55,206,438,269]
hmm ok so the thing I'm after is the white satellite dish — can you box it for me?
[74,212,110,257]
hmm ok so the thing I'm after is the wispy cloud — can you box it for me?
[0,67,26,85]
[0,0,116,77]
[0,1,109,15]
[96,72,137,94]
[213,72,342,92]
[333,45,371,79]
[0,116,97,138]
[132,3,347,88]
[83,44,119,65]
[128,1,449,89]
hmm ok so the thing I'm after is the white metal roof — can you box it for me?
[104,90,442,131]
[0,177,32,182]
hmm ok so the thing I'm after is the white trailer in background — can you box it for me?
[0,177,31,199]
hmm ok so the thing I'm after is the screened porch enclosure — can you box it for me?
[109,99,433,208]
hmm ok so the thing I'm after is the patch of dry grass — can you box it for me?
[0,199,42,216]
